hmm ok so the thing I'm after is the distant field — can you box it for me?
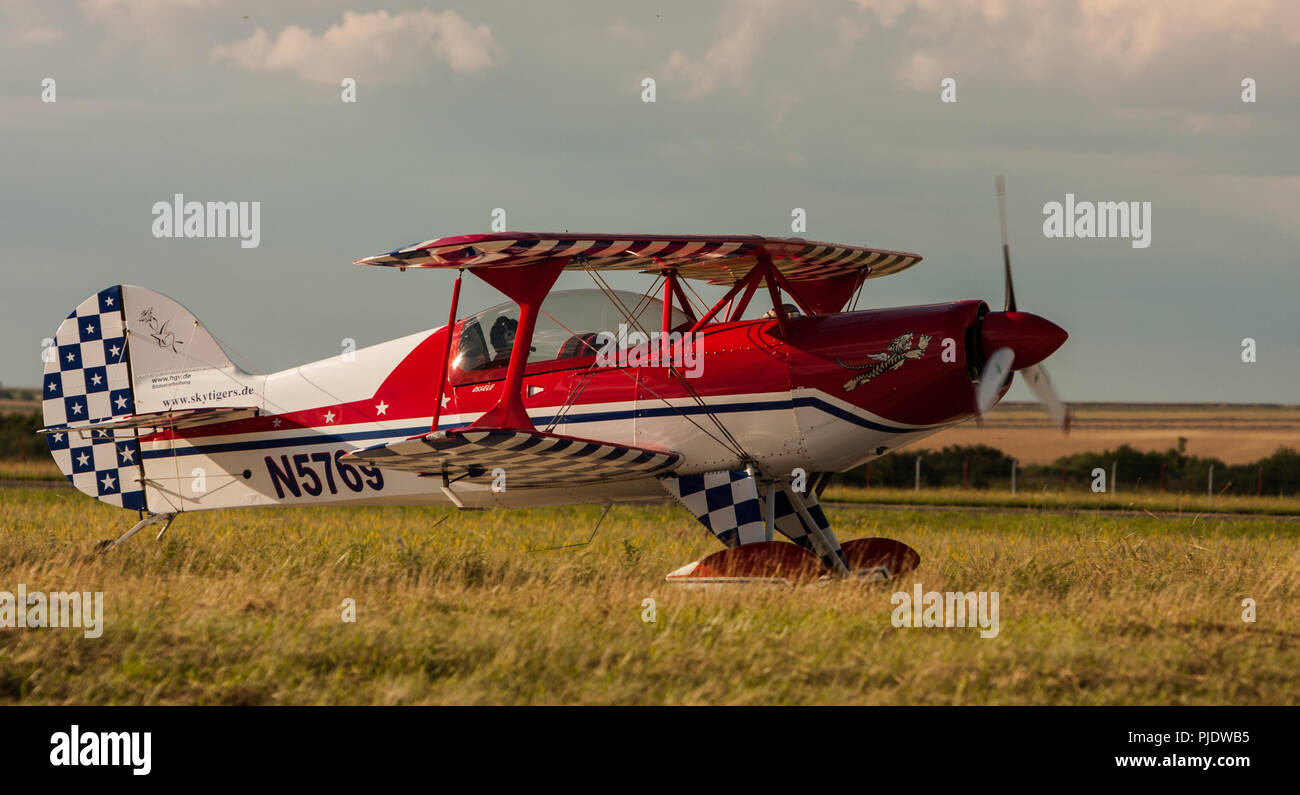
[825,486,1300,517]
[921,402,1300,465]
[5,399,1295,465]
[1,487,1295,705]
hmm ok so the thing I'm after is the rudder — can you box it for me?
[41,285,256,511]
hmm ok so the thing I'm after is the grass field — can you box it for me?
[1,486,1296,705]
[0,459,61,481]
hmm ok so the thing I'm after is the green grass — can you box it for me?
[0,459,62,481]
[0,486,1296,704]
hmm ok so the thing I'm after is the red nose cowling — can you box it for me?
[980,311,1068,370]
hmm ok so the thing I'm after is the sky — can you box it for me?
[1,0,1297,403]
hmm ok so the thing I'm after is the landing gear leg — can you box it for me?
[663,470,920,585]
[96,512,176,554]
[767,483,919,583]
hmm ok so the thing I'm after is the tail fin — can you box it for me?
[41,285,259,510]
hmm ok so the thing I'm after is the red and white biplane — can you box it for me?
[40,181,1067,584]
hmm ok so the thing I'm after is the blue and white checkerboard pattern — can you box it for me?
[41,286,145,511]
[764,483,847,571]
[662,470,766,547]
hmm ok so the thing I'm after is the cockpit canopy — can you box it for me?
[453,289,689,373]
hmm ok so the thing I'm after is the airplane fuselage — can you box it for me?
[129,296,996,514]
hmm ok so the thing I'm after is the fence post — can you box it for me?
[1111,461,1117,496]
[915,456,921,492]
[1208,464,1214,497]
[1010,459,1017,494]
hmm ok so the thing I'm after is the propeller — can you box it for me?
[1021,363,1069,430]
[975,346,1015,416]
[973,176,1070,431]
[996,175,1016,313]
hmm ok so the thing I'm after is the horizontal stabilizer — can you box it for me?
[41,406,259,437]
[341,428,680,487]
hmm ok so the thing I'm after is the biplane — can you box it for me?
[39,181,1067,584]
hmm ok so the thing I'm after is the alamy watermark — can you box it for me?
[50,725,151,775]
[891,583,1000,638]
[594,324,705,378]
[0,584,103,638]
[151,193,261,248]
[1043,194,1151,249]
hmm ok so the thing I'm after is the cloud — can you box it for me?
[896,51,943,91]
[19,28,65,45]
[213,9,500,85]
[862,0,1300,79]
[79,0,210,15]
[661,0,791,98]
[663,18,761,98]
[604,20,648,46]
[668,0,1300,97]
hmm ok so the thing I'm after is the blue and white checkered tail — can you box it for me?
[41,286,147,512]
[662,470,767,547]
[763,482,850,573]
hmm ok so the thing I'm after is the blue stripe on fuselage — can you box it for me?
[139,395,933,460]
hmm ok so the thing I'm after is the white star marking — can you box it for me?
[109,344,121,359]
[100,472,117,491]
[76,451,90,467]
[52,432,64,443]
[272,417,282,428]
[47,381,57,392]
[324,411,336,424]
[440,395,451,408]
[85,323,95,335]
[114,394,128,409]
[90,372,103,386]
[119,446,135,463]
[105,296,114,306]
[374,400,389,416]
[66,351,76,363]
[71,402,83,415]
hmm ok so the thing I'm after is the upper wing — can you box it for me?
[341,427,680,487]
[354,233,921,285]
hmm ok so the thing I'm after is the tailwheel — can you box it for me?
[665,541,824,587]
[839,537,921,583]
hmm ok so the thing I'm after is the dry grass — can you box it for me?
[1,486,1297,705]
[0,459,62,481]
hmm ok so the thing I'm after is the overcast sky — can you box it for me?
[2,0,1297,403]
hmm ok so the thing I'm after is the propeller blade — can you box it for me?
[1021,363,1069,430]
[996,175,1017,312]
[976,346,1015,416]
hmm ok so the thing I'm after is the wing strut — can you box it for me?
[583,267,753,464]
[466,257,567,432]
[431,270,462,432]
